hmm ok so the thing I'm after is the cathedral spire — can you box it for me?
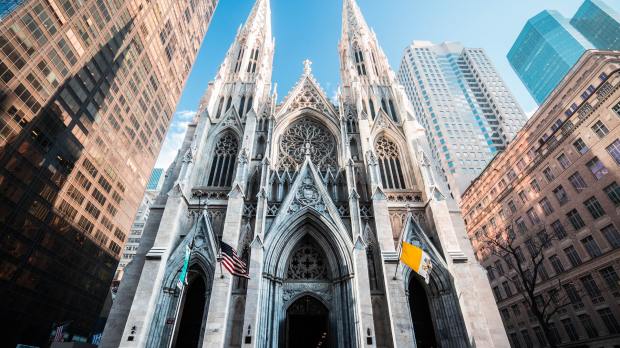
[341,0,371,39]
[216,0,273,82]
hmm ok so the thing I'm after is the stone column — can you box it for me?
[201,190,245,347]
[346,160,377,347]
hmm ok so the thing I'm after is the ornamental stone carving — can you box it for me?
[289,174,326,214]
[286,241,329,280]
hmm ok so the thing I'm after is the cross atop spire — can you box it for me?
[303,59,312,76]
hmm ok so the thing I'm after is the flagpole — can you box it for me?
[217,238,224,278]
[394,206,413,279]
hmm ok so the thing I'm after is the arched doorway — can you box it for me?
[286,295,329,348]
[174,276,206,348]
[408,275,438,347]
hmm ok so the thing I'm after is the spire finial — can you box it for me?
[303,59,312,75]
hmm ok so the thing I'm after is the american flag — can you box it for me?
[219,241,249,279]
[54,324,64,342]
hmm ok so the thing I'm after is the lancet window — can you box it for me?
[215,96,224,118]
[246,47,260,73]
[207,132,239,187]
[388,99,398,122]
[375,136,406,189]
[353,43,367,76]
[239,96,246,117]
[369,99,376,120]
[234,45,245,73]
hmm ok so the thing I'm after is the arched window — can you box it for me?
[234,46,245,73]
[381,98,388,114]
[207,132,239,187]
[371,51,380,76]
[346,114,358,133]
[350,138,359,160]
[353,44,367,76]
[239,96,246,117]
[225,96,232,112]
[246,47,260,73]
[389,99,399,122]
[215,96,224,118]
[369,99,376,120]
[375,136,406,189]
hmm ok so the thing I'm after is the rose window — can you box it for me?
[279,118,336,170]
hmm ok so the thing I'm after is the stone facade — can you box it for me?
[461,50,620,347]
[101,0,508,347]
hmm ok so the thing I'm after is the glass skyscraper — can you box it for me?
[398,41,527,201]
[145,168,164,191]
[571,0,620,50]
[0,0,217,345]
[508,10,594,105]
[0,0,24,19]
[509,0,620,105]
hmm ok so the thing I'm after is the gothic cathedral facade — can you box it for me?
[101,0,509,347]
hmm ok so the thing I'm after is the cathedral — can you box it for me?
[100,0,509,347]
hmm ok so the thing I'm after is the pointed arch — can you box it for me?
[388,99,398,123]
[239,96,246,117]
[374,135,406,189]
[368,99,376,120]
[207,131,239,187]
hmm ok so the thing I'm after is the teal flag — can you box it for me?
[178,245,191,287]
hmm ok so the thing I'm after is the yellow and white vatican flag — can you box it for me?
[400,241,432,284]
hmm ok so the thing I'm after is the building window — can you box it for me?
[591,120,610,138]
[520,330,533,348]
[564,282,582,305]
[509,333,521,348]
[586,157,608,180]
[584,196,605,219]
[518,190,527,204]
[375,136,406,189]
[601,224,620,248]
[604,182,620,205]
[537,231,551,249]
[564,246,582,267]
[530,179,541,193]
[246,47,260,73]
[492,286,502,301]
[516,217,527,234]
[581,236,602,258]
[566,209,585,230]
[599,266,620,290]
[581,275,602,301]
[532,327,546,346]
[539,197,554,216]
[501,308,510,320]
[606,139,620,165]
[598,308,620,334]
[557,153,571,170]
[508,200,517,213]
[542,166,554,182]
[561,318,579,342]
[495,261,505,276]
[526,208,540,225]
[502,282,513,297]
[551,220,567,239]
[207,132,239,187]
[552,185,568,205]
[549,255,564,274]
[578,314,599,338]
[573,138,588,154]
[486,266,495,280]
[568,171,587,192]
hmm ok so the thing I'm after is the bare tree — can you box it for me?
[479,222,577,347]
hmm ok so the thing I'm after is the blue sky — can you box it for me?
[155,0,620,168]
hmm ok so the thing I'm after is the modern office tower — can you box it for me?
[398,41,527,202]
[145,167,164,191]
[510,1,620,105]
[571,0,620,50]
[462,50,620,347]
[102,0,509,347]
[508,10,594,105]
[0,0,217,345]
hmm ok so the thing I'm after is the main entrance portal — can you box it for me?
[286,295,329,348]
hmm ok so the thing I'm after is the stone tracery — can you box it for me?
[286,239,329,281]
[278,118,337,170]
